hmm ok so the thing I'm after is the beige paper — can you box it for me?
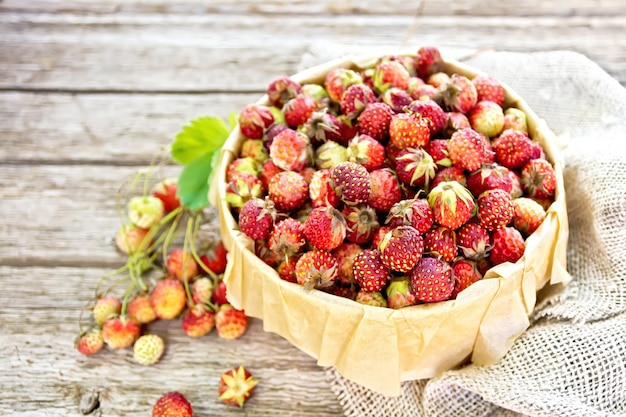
[215,54,570,397]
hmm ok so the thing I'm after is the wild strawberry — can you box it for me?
[466,163,513,196]
[355,290,387,307]
[451,259,483,297]
[267,171,309,212]
[329,284,359,300]
[182,304,215,337]
[395,147,437,190]
[269,128,310,172]
[324,68,363,103]
[342,203,379,244]
[407,98,446,135]
[301,110,342,145]
[381,87,413,113]
[388,55,416,76]
[490,227,525,265]
[115,224,151,255]
[152,392,193,417]
[372,225,393,248]
[457,223,491,260]
[509,170,524,198]
[190,277,214,305]
[238,197,276,240]
[347,134,386,171]
[215,304,248,340]
[373,60,411,93]
[218,366,259,408]
[128,196,165,229]
[276,255,300,283]
[259,159,282,191]
[224,173,263,210]
[447,128,487,172]
[150,279,186,320]
[386,198,434,233]
[424,139,452,168]
[76,327,104,356]
[295,249,339,290]
[512,197,547,236]
[378,225,424,273]
[492,129,533,170]
[427,72,451,88]
[315,140,348,170]
[133,334,165,366]
[264,123,289,149]
[332,242,364,286]
[415,46,444,80]
[266,76,302,108]
[240,138,270,164]
[226,157,261,183]
[340,84,377,120]
[166,249,199,282]
[268,217,305,259]
[102,316,140,349]
[330,161,372,204]
[199,240,228,275]
[212,277,229,305]
[410,257,455,303]
[386,278,417,309]
[477,189,515,231]
[428,180,475,230]
[408,75,425,90]
[358,102,394,141]
[303,206,347,250]
[302,83,330,104]
[337,115,360,145]
[442,111,471,137]
[424,226,457,262]
[368,168,402,213]
[469,100,505,138]
[127,294,157,325]
[440,74,477,114]
[472,74,505,106]
[239,104,274,139]
[151,178,181,214]
[521,158,556,199]
[432,166,466,189]
[503,107,528,133]
[93,295,122,326]
[308,169,340,208]
[352,249,390,292]
[283,95,317,128]
[389,112,431,149]
[410,83,438,101]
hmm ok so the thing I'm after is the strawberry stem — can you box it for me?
[189,213,219,281]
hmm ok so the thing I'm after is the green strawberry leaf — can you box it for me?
[177,149,219,211]
[171,115,231,165]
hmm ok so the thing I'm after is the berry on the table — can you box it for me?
[127,294,157,325]
[152,391,193,417]
[218,365,258,408]
[76,327,104,356]
[182,304,215,338]
[93,295,122,326]
[150,279,187,320]
[133,334,165,366]
[102,316,140,350]
[166,248,199,282]
[215,304,248,340]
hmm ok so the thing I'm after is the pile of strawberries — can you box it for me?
[226,46,557,307]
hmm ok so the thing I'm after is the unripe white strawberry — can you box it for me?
[127,196,165,229]
[133,334,165,366]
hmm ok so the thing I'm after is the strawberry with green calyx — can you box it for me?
[239,103,274,139]
[373,60,411,94]
[469,100,505,138]
[340,83,377,120]
[381,87,413,113]
[226,157,261,183]
[353,249,390,293]
[330,161,372,205]
[151,178,181,214]
[428,180,475,230]
[224,173,263,210]
[472,74,505,106]
[332,242,364,286]
[490,227,525,266]
[267,170,309,212]
[309,169,341,208]
[424,139,452,168]
[512,197,547,236]
[439,74,478,114]
[268,217,305,260]
[347,134,386,172]
[492,128,533,170]
[127,294,157,325]
[389,112,431,150]
[240,138,269,164]
[457,222,491,260]
[315,140,348,170]
[101,315,140,349]
[295,249,339,290]
[342,203,379,245]
[466,163,513,196]
[133,334,165,366]
[355,290,387,307]
[424,226,458,262]
[215,304,248,340]
[153,391,193,417]
[303,206,347,251]
[218,365,259,408]
[300,110,342,145]
[411,257,455,303]
[324,68,363,103]
[368,168,403,213]
[447,127,488,172]
[128,196,165,229]
[432,166,466,189]
[386,278,417,309]
[451,259,483,297]
[477,189,515,231]
[76,327,104,356]
[266,76,302,108]
[283,95,317,128]
[521,158,556,199]
[378,225,424,273]
[238,197,277,240]
[357,102,394,141]
[442,111,471,137]
[182,304,215,337]
[150,279,187,320]
[395,147,437,190]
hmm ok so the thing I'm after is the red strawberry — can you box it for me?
[469,100,505,138]
[432,166,466,189]
[153,392,193,417]
[409,83,438,101]
[332,242,364,286]
[347,134,386,172]
[240,138,269,164]
[268,217,305,259]
[424,226,458,262]
[394,147,437,190]
[266,76,302,108]
[102,316,140,349]
[150,279,187,320]
[371,225,393,248]
[447,127,487,172]
[355,290,387,307]
[509,169,524,198]
[358,102,394,141]
[269,128,311,172]
[340,83,377,120]
[267,171,309,212]
[415,46,444,80]
[276,254,300,283]
[451,259,483,297]
[127,294,157,325]
[457,223,491,260]
[309,169,341,208]
[224,173,263,210]
[191,277,214,305]
[294,249,338,290]
[314,140,348,170]
[427,72,451,88]
[521,158,556,199]
[466,163,513,196]
[472,74,505,106]
[337,115,360,145]
[342,203,379,244]
[353,249,390,292]
[76,327,104,356]
[389,112,431,150]
[166,248,199,282]
[503,107,528,134]
[218,366,258,408]
[301,110,342,145]
[512,197,547,236]
[490,227,525,265]
[182,304,215,337]
[477,188,515,231]
[239,104,274,139]
[386,198,434,233]
[442,111,471,137]
[410,257,455,303]
[367,168,403,213]
[381,87,413,113]
[440,74,478,114]
[127,196,165,229]
[93,295,122,326]
[283,95,317,128]
[324,67,363,103]
[200,241,228,275]
[330,161,372,204]
[238,197,276,240]
[151,178,181,214]
[423,139,450,169]
[386,278,417,309]
[373,60,410,93]
[303,206,347,251]
[378,225,424,273]
[215,304,248,340]
[259,159,282,191]
[407,98,447,135]
[492,129,533,170]
[427,180,476,230]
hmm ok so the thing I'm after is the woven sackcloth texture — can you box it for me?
[299,47,626,417]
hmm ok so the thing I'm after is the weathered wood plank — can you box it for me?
[0,92,257,164]
[1,14,625,90]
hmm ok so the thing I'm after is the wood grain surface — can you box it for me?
[1,1,624,415]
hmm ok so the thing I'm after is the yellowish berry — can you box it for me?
[133,334,164,366]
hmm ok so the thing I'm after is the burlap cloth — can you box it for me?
[298,47,626,417]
